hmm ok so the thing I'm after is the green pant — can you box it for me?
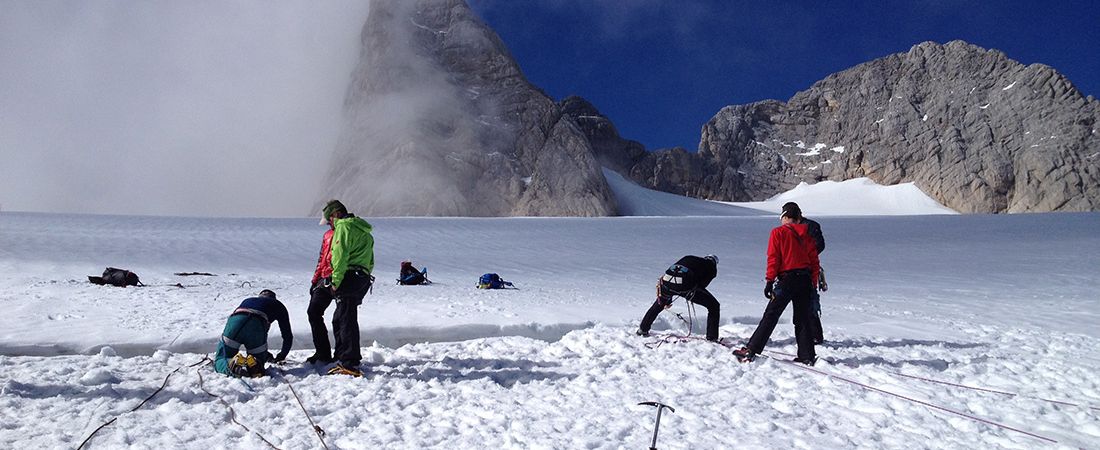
[214,313,270,375]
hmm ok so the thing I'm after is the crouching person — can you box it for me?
[214,289,293,377]
[637,255,721,342]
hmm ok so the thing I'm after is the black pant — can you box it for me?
[307,285,336,359]
[639,288,721,341]
[332,270,372,367]
[810,289,824,343]
[747,271,815,360]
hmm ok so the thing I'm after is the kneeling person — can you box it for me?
[214,289,293,377]
[638,255,721,341]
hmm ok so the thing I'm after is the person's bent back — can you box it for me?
[214,289,293,376]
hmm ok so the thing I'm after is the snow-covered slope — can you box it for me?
[603,168,764,216]
[1,211,1098,448]
[605,168,956,216]
[729,177,959,216]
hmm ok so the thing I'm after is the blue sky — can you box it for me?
[470,1,1100,151]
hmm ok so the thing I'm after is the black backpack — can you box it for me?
[660,263,696,295]
[804,218,825,254]
[89,267,143,287]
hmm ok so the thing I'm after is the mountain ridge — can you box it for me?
[571,40,1100,213]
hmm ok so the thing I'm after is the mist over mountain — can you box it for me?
[320,0,616,217]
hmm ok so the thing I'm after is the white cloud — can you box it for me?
[0,1,370,217]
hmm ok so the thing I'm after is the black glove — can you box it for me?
[658,294,674,309]
[764,280,775,299]
[272,353,287,364]
[819,276,828,292]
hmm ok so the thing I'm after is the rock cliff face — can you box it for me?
[321,0,616,216]
[581,41,1100,213]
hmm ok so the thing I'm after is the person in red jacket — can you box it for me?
[735,202,821,365]
[305,223,336,364]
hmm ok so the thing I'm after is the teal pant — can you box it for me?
[214,314,270,375]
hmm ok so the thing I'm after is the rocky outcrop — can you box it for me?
[558,96,647,174]
[321,0,616,216]
[614,41,1100,213]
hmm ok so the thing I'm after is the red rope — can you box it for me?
[763,351,1060,444]
[768,349,1100,411]
[889,371,1098,411]
[649,337,1070,442]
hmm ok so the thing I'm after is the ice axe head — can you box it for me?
[638,401,675,413]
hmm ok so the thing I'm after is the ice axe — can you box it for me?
[638,401,675,450]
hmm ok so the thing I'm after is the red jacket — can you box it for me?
[311,229,334,285]
[766,223,820,286]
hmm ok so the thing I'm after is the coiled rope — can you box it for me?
[644,302,698,350]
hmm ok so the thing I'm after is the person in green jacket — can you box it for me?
[318,199,375,376]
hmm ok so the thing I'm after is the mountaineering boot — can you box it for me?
[306,353,334,365]
[635,329,650,338]
[792,356,817,366]
[327,363,363,377]
[733,346,756,363]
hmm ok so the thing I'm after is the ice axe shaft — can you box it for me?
[638,401,675,450]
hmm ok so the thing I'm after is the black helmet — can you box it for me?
[781,202,802,219]
[319,199,347,225]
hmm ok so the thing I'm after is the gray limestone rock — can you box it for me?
[321,0,616,217]
[559,96,647,174]
[615,40,1100,213]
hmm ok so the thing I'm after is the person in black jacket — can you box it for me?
[637,255,722,341]
[785,202,828,344]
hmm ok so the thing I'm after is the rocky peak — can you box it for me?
[613,40,1099,213]
[560,95,647,173]
[321,0,616,217]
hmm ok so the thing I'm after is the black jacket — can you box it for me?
[803,218,825,254]
[662,255,718,294]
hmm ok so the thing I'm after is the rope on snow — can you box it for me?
[277,369,330,450]
[77,356,210,449]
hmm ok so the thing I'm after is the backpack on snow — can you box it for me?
[88,267,143,287]
[397,261,430,285]
[477,273,513,289]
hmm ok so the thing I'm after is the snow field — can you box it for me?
[4,320,1099,448]
[2,208,1099,448]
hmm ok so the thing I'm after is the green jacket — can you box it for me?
[330,215,374,288]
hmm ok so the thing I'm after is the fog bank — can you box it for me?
[0,1,371,217]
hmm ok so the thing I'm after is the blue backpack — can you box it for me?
[397,261,430,285]
[477,273,513,289]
